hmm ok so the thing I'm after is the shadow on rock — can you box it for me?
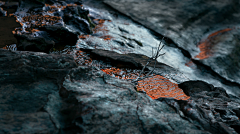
[158,80,240,134]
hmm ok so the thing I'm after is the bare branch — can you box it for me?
[132,37,165,83]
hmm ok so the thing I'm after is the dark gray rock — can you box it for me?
[62,14,92,34]
[103,0,240,84]
[158,82,240,134]
[15,25,79,53]
[39,25,79,47]
[178,80,214,96]
[61,4,94,34]
[83,48,189,83]
[0,49,208,134]
[0,49,77,133]
[57,66,209,134]
[15,32,55,53]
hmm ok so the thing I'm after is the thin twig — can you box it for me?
[132,37,165,83]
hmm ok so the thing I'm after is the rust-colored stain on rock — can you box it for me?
[100,35,113,41]
[92,19,113,40]
[75,50,93,66]
[21,14,62,26]
[13,14,62,34]
[195,28,232,60]
[79,35,90,39]
[93,19,108,33]
[185,60,197,69]
[137,75,190,100]
[101,68,143,79]
[101,68,190,100]
[45,4,68,12]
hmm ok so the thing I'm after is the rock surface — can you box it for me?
[159,81,240,134]
[104,0,240,86]
[2,0,240,133]
[0,49,77,133]
[0,49,206,133]
[60,66,209,134]
[13,0,90,53]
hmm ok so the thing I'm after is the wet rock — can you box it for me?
[15,25,79,53]
[104,0,240,86]
[158,83,240,134]
[39,25,79,47]
[0,49,207,133]
[15,32,55,53]
[0,49,77,133]
[178,81,214,96]
[63,14,92,34]
[56,66,209,134]
[84,48,143,69]
[82,48,190,83]
[61,4,94,34]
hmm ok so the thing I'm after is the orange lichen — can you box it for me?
[13,14,62,35]
[17,14,62,33]
[74,50,93,66]
[78,18,113,41]
[2,44,17,50]
[100,35,113,41]
[101,68,190,100]
[2,45,7,49]
[79,35,90,39]
[45,4,68,12]
[67,4,77,7]
[93,19,109,34]
[195,28,232,60]
[101,68,143,79]
[9,13,14,17]
[30,29,40,33]
[185,60,197,69]
[92,19,114,41]
[137,75,190,100]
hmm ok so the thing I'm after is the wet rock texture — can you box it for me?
[2,0,240,133]
[2,47,240,133]
[13,0,90,53]
[0,49,205,133]
[0,49,77,133]
[104,0,240,85]
[159,81,240,134]
[60,67,208,134]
